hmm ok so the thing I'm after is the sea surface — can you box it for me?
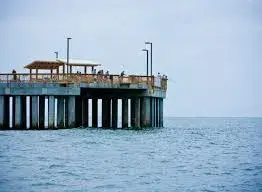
[0,117,262,192]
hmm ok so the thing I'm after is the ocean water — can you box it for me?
[0,117,262,192]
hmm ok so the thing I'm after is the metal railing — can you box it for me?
[0,73,167,90]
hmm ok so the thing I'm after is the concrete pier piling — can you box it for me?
[131,98,140,128]
[82,97,89,127]
[141,97,151,127]
[0,59,167,130]
[75,96,82,127]
[57,97,65,128]
[39,96,45,129]
[102,98,111,128]
[14,96,22,129]
[156,98,159,127]
[111,98,118,128]
[0,96,10,129]
[31,96,39,129]
[122,98,128,128]
[159,98,163,127]
[67,96,76,128]
[92,98,98,128]
[21,96,27,129]
[48,96,55,129]
[150,97,155,127]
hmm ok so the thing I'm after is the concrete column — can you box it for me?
[14,96,22,129]
[0,96,4,129]
[48,96,55,129]
[82,97,89,127]
[111,98,118,128]
[30,97,32,129]
[134,98,140,128]
[68,96,76,128]
[12,96,15,128]
[0,96,10,129]
[156,98,159,127]
[131,99,136,127]
[102,98,111,128]
[141,97,151,127]
[159,98,163,127]
[75,96,82,127]
[122,98,128,128]
[65,98,68,128]
[39,96,45,129]
[57,97,65,128]
[21,96,27,129]
[150,97,155,127]
[92,98,98,128]
[30,96,38,129]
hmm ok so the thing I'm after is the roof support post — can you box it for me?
[36,69,38,80]
[30,69,32,81]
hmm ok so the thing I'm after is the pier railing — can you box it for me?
[0,73,167,90]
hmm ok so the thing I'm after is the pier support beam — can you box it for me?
[111,98,118,128]
[131,99,136,127]
[141,97,151,127]
[122,98,128,128]
[159,98,163,127]
[39,96,45,129]
[131,98,140,128]
[65,98,68,128]
[12,96,15,129]
[92,98,98,128]
[14,96,22,129]
[82,97,89,127]
[75,96,82,127]
[150,97,155,127]
[57,97,65,128]
[30,96,39,129]
[0,96,4,129]
[0,96,10,129]
[21,96,26,129]
[156,98,159,127]
[102,98,111,128]
[67,96,76,128]
[48,96,55,129]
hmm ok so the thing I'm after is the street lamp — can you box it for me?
[141,48,149,77]
[54,51,58,59]
[66,37,72,74]
[145,41,152,76]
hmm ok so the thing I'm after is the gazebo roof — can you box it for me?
[57,59,101,67]
[24,60,63,70]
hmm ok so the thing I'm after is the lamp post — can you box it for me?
[145,42,152,76]
[54,51,58,59]
[66,37,72,74]
[142,48,149,77]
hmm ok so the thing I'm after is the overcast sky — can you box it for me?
[1,0,262,117]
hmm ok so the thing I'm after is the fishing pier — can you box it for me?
[0,59,167,129]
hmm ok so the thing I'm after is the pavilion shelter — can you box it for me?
[24,60,64,80]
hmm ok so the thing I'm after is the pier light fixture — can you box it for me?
[54,51,58,59]
[66,37,72,74]
[141,48,149,77]
[145,41,152,76]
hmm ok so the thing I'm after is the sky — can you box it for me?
[0,0,262,117]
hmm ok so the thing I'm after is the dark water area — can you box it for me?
[0,117,262,192]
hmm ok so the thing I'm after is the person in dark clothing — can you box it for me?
[12,69,17,81]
